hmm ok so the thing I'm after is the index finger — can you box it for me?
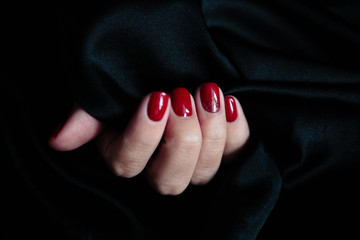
[98,92,170,178]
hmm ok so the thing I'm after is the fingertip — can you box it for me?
[48,105,104,151]
[224,95,248,125]
[223,95,250,158]
[224,96,238,123]
[147,91,170,122]
[48,120,69,151]
[196,82,222,114]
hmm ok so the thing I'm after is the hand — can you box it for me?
[49,83,249,195]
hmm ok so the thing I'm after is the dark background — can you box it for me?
[3,1,360,239]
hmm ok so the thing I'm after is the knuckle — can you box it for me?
[154,180,187,196]
[177,132,202,146]
[191,170,214,185]
[149,169,189,195]
[203,129,226,145]
[166,131,202,150]
[123,134,154,151]
[102,135,152,179]
[111,161,143,178]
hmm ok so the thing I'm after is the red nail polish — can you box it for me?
[147,92,169,121]
[171,88,192,117]
[225,96,238,122]
[50,121,65,139]
[200,82,220,113]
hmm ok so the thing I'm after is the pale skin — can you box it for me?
[49,83,250,195]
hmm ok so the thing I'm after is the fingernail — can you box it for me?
[147,92,169,121]
[171,88,192,117]
[200,82,220,113]
[50,121,65,139]
[225,96,238,122]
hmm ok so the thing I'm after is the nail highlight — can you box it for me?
[171,88,192,117]
[200,82,220,113]
[147,92,169,121]
[225,96,238,122]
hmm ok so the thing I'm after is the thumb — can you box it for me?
[49,104,105,151]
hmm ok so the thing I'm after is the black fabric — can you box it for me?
[3,1,360,239]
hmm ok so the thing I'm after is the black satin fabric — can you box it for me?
[3,1,360,239]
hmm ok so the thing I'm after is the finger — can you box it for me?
[191,82,227,185]
[49,104,105,151]
[98,92,170,178]
[223,96,250,160]
[147,88,202,195]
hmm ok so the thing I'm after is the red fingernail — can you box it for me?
[50,121,65,139]
[147,92,169,121]
[225,96,238,122]
[200,82,220,113]
[171,88,192,117]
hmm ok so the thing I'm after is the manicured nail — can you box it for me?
[225,96,238,122]
[50,121,65,139]
[147,92,169,121]
[200,82,220,113]
[171,88,192,117]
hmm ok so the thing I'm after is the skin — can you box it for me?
[49,83,250,195]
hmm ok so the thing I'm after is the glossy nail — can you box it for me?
[171,88,192,117]
[200,82,220,113]
[147,92,169,121]
[225,96,238,122]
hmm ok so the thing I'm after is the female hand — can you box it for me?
[49,83,249,195]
